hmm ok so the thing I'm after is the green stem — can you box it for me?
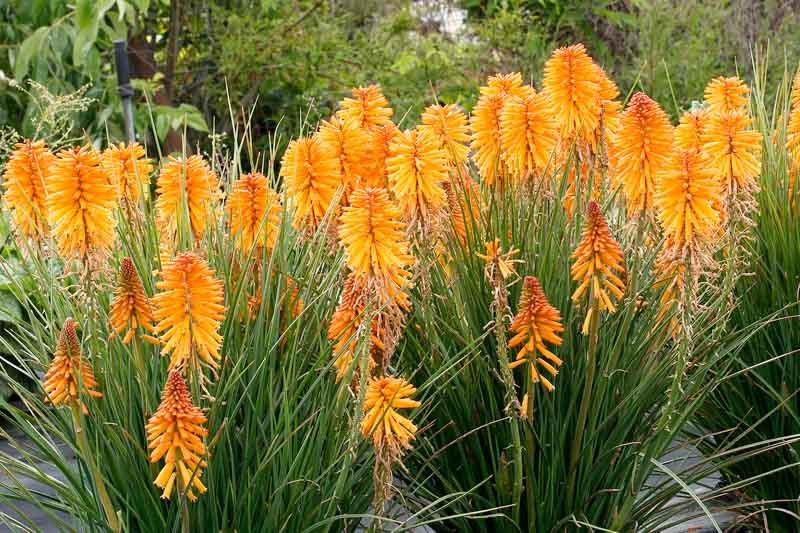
[70,402,120,532]
[566,295,601,511]
[524,378,537,531]
[492,276,523,525]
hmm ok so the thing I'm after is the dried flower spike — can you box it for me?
[2,140,53,240]
[43,318,102,414]
[571,202,626,334]
[156,155,219,241]
[281,136,341,230]
[227,172,282,254]
[509,277,565,392]
[110,257,158,345]
[153,252,225,373]
[47,146,117,260]
[328,274,383,381]
[146,371,208,501]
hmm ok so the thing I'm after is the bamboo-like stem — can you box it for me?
[70,401,120,532]
[566,294,601,511]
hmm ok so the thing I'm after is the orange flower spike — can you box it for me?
[369,123,401,186]
[338,84,393,129]
[328,274,382,381]
[542,43,603,146]
[787,70,800,160]
[704,76,749,115]
[43,318,102,414]
[227,172,282,254]
[508,277,565,392]
[317,115,373,193]
[675,109,708,151]
[470,92,509,186]
[46,146,117,260]
[102,142,153,205]
[484,72,527,98]
[613,92,675,217]
[386,128,448,223]
[280,136,341,230]
[702,111,762,195]
[476,239,522,280]
[152,252,225,372]
[156,155,219,241]
[2,140,53,239]
[655,150,721,248]
[146,371,208,502]
[570,201,626,334]
[361,376,421,449]
[110,257,158,345]
[338,187,414,294]
[499,87,558,182]
[419,103,471,166]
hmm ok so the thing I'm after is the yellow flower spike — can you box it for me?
[110,257,158,345]
[655,149,721,249]
[2,140,53,240]
[361,375,421,450]
[542,43,603,148]
[317,115,373,195]
[419,103,471,167]
[675,109,708,151]
[508,276,565,393]
[704,76,749,115]
[102,142,153,206]
[226,172,282,254]
[338,187,414,306]
[152,252,225,373]
[386,128,448,224]
[470,91,510,187]
[146,371,208,502]
[476,239,522,281]
[337,84,394,129]
[570,201,626,334]
[280,136,341,230]
[47,146,117,261]
[499,86,558,183]
[368,123,401,187]
[613,92,675,218]
[484,72,527,98]
[156,154,219,242]
[43,318,102,414]
[702,111,762,196]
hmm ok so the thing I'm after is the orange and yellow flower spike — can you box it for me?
[361,375,421,450]
[675,109,708,151]
[702,110,763,196]
[2,140,53,240]
[156,155,219,242]
[226,172,282,254]
[499,86,558,183]
[43,318,102,414]
[337,84,394,129]
[281,136,342,230]
[146,371,208,502]
[508,276,565,392]
[704,76,749,115]
[152,252,225,373]
[419,103,471,167]
[110,257,158,345]
[102,142,153,206]
[571,201,626,334]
